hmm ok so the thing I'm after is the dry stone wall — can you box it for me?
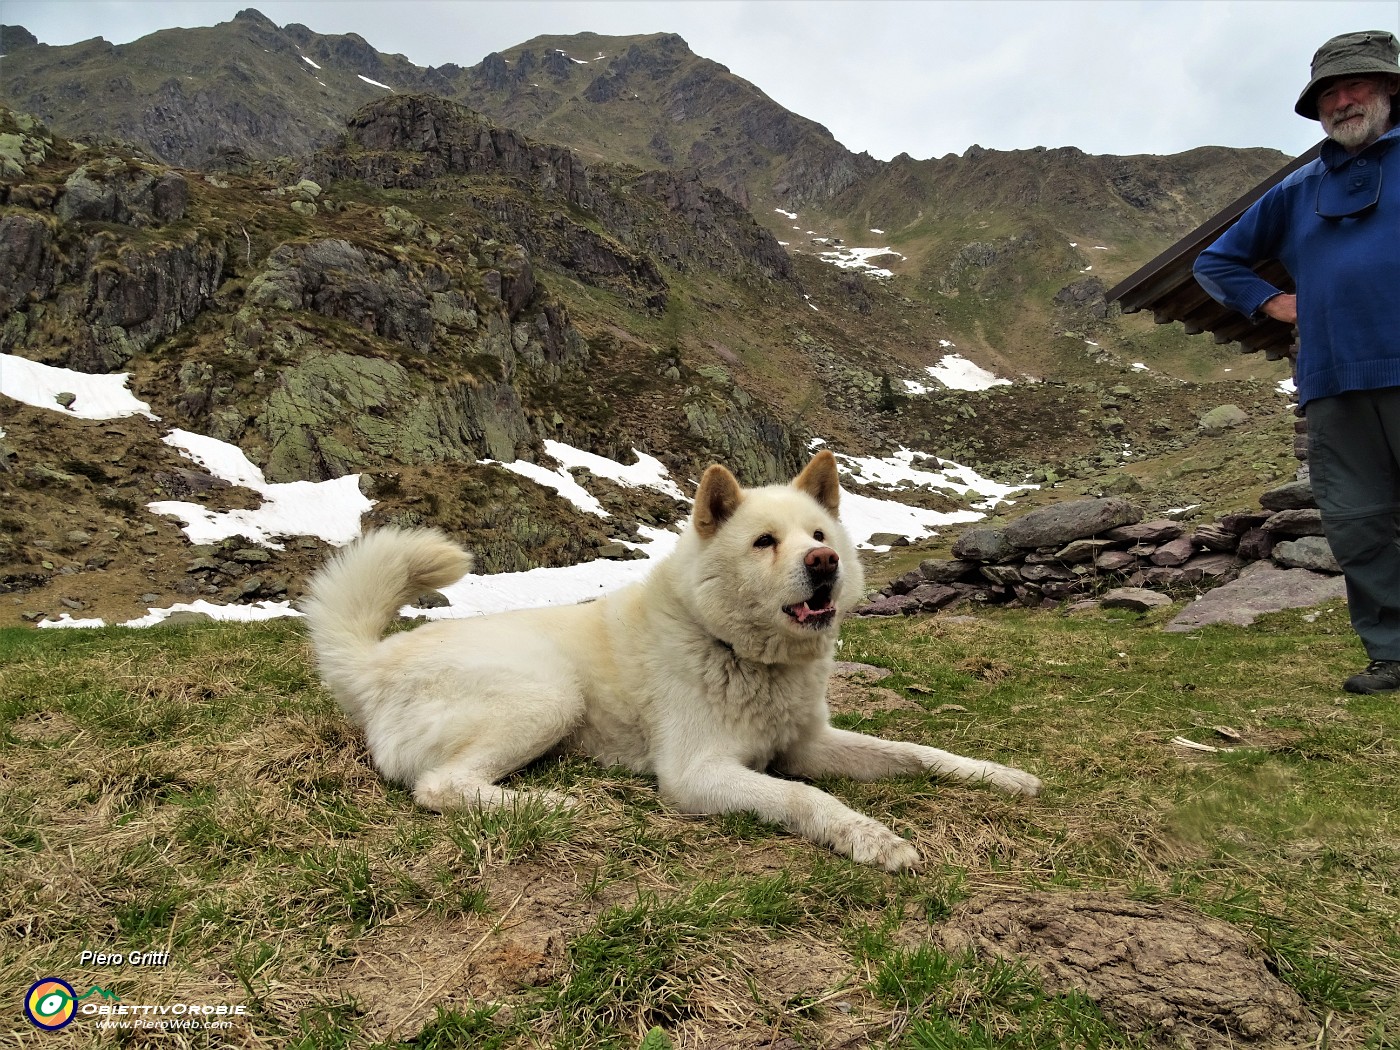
[857,478,1338,617]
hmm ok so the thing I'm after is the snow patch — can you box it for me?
[147,430,373,548]
[0,353,155,420]
[818,244,903,279]
[904,354,1012,393]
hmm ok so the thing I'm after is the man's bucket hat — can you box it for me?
[1296,29,1400,120]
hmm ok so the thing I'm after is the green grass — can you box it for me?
[873,946,1145,1050]
[1,607,1397,1048]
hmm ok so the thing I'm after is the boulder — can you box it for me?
[1262,509,1325,537]
[1165,562,1345,632]
[889,571,924,595]
[1150,537,1197,567]
[907,583,962,612]
[1191,523,1238,552]
[919,558,978,584]
[1056,538,1118,563]
[1220,510,1271,534]
[1020,562,1076,583]
[1180,552,1243,581]
[867,532,911,548]
[1259,479,1316,511]
[857,594,918,617]
[1101,588,1173,612]
[1094,550,1139,572]
[1236,527,1275,562]
[1272,536,1340,573]
[1103,519,1183,544]
[953,527,1018,563]
[979,564,1023,586]
[1003,497,1141,550]
[1199,404,1249,432]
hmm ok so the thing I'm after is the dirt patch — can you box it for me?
[671,933,878,1049]
[5,709,81,744]
[332,861,612,1040]
[826,661,924,717]
[331,861,882,1048]
[935,890,1319,1047]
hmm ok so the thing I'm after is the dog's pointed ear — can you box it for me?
[793,450,841,516]
[693,464,744,539]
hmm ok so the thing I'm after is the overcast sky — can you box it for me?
[4,1,1397,160]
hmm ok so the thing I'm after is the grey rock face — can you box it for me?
[1003,497,1141,550]
[1272,536,1340,574]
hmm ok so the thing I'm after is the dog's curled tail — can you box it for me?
[301,527,472,684]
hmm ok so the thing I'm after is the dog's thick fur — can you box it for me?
[302,451,1040,870]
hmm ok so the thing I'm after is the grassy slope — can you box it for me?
[1,605,1395,1048]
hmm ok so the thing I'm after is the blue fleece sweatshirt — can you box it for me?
[1193,125,1400,406]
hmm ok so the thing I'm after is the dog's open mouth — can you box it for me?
[783,585,836,628]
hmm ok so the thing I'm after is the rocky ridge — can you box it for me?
[312,93,793,292]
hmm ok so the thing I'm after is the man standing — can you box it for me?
[1195,30,1400,694]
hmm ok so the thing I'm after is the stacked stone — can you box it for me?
[857,478,1339,617]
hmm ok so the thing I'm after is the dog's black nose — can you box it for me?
[805,546,839,580]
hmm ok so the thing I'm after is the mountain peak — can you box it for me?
[232,8,278,30]
[1,24,40,50]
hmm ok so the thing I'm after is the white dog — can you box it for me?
[301,451,1040,870]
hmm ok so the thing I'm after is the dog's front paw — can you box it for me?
[827,815,920,872]
[984,765,1042,797]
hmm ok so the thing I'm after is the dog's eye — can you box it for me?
[813,530,825,542]
[753,534,776,549]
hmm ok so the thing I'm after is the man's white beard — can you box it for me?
[1325,91,1393,149]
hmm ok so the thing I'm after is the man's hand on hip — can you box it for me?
[1261,294,1298,325]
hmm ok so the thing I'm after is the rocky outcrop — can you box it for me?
[0,211,60,314]
[682,391,801,485]
[1053,276,1111,321]
[463,193,669,311]
[859,479,1339,616]
[314,95,792,291]
[320,94,592,197]
[198,232,587,481]
[255,352,533,481]
[0,108,52,179]
[1,101,799,504]
[2,228,225,372]
[630,167,790,279]
[248,238,469,350]
[55,160,189,226]
[0,142,224,372]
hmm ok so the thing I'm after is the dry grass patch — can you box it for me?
[1,609,1397,1047]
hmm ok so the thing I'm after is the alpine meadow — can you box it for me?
[0,9,1397,1048]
